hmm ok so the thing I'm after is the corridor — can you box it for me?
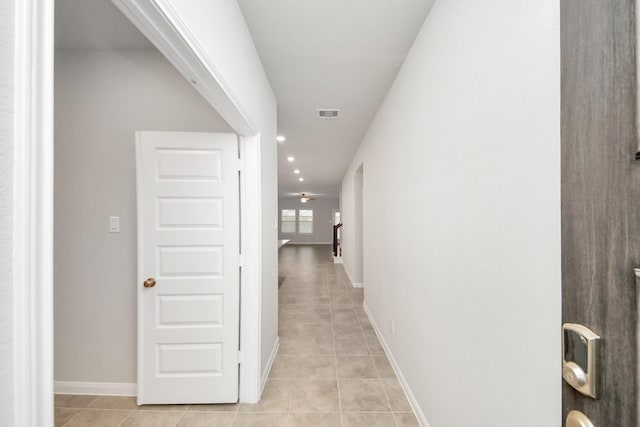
[271,244,418,426]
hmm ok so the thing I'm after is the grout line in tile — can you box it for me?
[59,407,84,427]
[116,408,136,427]
[172,409,187,427]
[59,407,127,412]
[391,411,405,427]
[379,378,400,427]
[286,375,295,418]
[327,271,345,427]
[363,309,398,426]
[229,406,239,427]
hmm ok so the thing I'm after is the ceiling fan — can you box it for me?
[299,193,315,203]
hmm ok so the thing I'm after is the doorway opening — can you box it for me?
[15,0,270,424]
[52,0,255,410]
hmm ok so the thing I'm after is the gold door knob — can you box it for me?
[143,278,156,288]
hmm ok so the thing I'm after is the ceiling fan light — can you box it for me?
[300,198,308,203]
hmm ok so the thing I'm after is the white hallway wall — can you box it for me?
[0,0,14,420]
[341,1,561,426]
[54,49,232,384]
[278,197,339,244]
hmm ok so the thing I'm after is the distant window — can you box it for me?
[281,209,296,233]
[299,209,313,234]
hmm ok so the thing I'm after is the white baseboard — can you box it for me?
[54,381,137,397]
[287,242,331,245]
[343,264,364,288]
[333,256,343,264]
[261,336,280,393]
[363,302,431,427]
[55,338,281,401]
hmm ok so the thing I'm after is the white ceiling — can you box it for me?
[238,0,435,198]
[55,0,434,198]
[55,0,154,50]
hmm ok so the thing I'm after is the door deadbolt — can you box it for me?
[143,278,156,288]
[562,323,600,399]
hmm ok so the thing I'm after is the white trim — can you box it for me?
[363,302,430,427]
[13,0,54,426]
[343,264,364,288]
[332,256,343,264]
[54,382,137,397]
[134,134,145,403]
[260,336,280,393]
[238,135,263,403]
[111,0,264,403]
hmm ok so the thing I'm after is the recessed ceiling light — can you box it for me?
[287,157,295,162]
[276,135,286,142]
[299,177,304,182]
[294,169,300,174]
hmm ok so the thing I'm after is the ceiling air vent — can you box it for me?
[316,109,340,119]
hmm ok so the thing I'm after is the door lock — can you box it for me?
[562,323,600,399]
[563,362,587,388]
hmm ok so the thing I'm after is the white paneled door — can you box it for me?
[135,131,239,404]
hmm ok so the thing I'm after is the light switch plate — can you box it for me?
[109,216,120,233]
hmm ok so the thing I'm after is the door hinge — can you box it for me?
[238,254,244,267]
[237,350,242,364]
[237,157,245,172]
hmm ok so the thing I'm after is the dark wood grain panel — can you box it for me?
[561,1,639,426]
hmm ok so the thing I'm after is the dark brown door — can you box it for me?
[561,1,639,426]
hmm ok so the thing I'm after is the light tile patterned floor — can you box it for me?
[54,244,419,426]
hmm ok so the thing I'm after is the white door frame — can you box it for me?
[13,0,55,426]
[13,0,265,424]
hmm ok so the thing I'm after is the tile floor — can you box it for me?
[54,244,419,426]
